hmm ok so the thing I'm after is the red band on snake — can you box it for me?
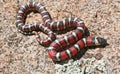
[16,2,107,61]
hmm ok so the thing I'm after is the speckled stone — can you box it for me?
[0,0,120,74]
[94,53,103,60]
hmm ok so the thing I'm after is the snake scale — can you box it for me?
[16,2,107,61]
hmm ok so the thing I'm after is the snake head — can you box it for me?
[92,37,107,46]
[93,37,107,46]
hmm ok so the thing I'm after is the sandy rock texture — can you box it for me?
[0,0,120,74]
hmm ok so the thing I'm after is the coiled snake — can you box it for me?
[16,2,107,61]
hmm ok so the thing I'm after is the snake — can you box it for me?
[16,2,107,61]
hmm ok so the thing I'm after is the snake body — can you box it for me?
[16,2,107,61]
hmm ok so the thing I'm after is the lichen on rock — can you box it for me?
[55,57,108,74]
